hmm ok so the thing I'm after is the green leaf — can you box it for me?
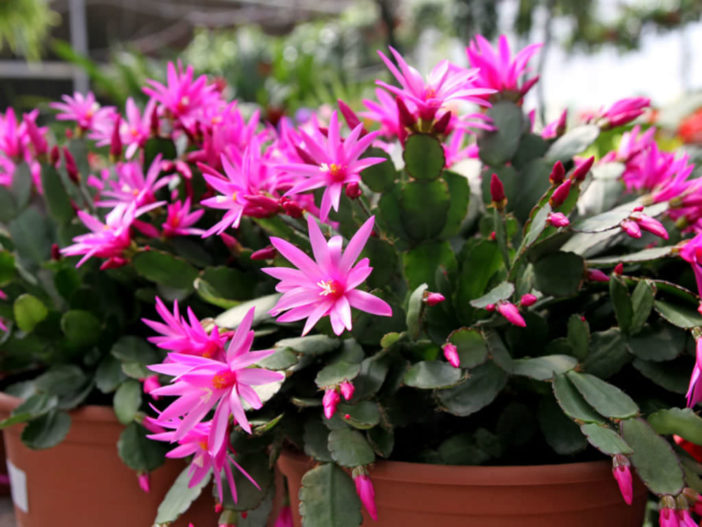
[609,277,633,334]
[352,353,391,400]
[438,433,491,465]
[649,408,702,445]
[400,180,450,241]
[299,464,362,527]
[121,362,152,380]
[632,359,689,394]
[403,134,445,181]
[631,280,655,335]
[21,410,71,449]
[533,251,584,297]
[545,125,600,161]
[118,422,168,472]
[368,426,394,458]
[276,334,339,355]
[113,379,142,425]
[538,396,587,455]
[110,335,159,364]
[521,202,552,250]
[469,281,514,309]
[402,241,456,291]
[376,187,407,240]
[9,206,51,266]
[584,327,631,379]
[0,393,58,429]
[437,361,507,416]
[620,418,684,496]
[304,417,333,462]
[361,148,396,192]
[511,355,577,381]
[456,239,502,323]
[406,283,428,339]
[257,348,297,370]
[315,360,362,388]
[155,466,211,524]
[587,246,674,266]
[478,101,525,165]
[403,361,462,389]
[133,250,198,290]
[337,401,381,430]
[627,324,685,362]
[216,294,280,329]
[440,171,470,238]
[654,300,702,329]
[13,294,48,332]
[328,428,375,467]
[566,371,638,419]
[567,314,590,360]
[41,165,74,223]
[144,137,177,170]
[60,309,101,347]
[95,355,127,393]
[552,374,606,424]
[35,365,87,397]
[512,159,553,223]
[217,452,273,511]
[196,266,255,308]
[513,133,549,168]
[580,423,633,455]
[448,328,488,368]
[0,250,14,286]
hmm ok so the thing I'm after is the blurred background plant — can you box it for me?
[0,0,58,61]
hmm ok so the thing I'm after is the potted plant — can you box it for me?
[1,33,702,527]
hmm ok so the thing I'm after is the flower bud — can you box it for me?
[214,503,223,514]
[339,381,355,401]
[549,161,565,185]
[490,173,506,209]
[547,212,570,228]
[63,147,80,183]
[322,388,340,419]
[345,181,362,199]
[338,100,365,136]
[570,156,595,182]
[50,145,60,166]
[142,375,161,399]
[23,113,48,156]
[137,472,150,493]
[274,505,293,527]
[352,468,378,521]
[432,111,452,135]
[611,454,632,505]
[251,246,277,261]
[280,197,303,218]
[613,262,624,275]
[485,303,495,312]
[519,293,537,307]
[620,219,642,239]
[110,115,122,159]
[586,268,610,282]
[442,342,460,368]
[497,301,526,327]
[51,243,62,261]
[424,292,445,306]
[549,179,571,208]
[631,212,669,240]
[396,96,416,128]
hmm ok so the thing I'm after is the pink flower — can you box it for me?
[547,212,570,228]
[611,454,632,505]
[603,125,656,164]
[424,292,445,306]
[322,388,341,419]
[658,504,677,527]
[361,88,406,142]
[353,469,378,521]
[496,301,526,327]
[466,35,542,100]
[277,112,383,221]
[274,505,293,527]
[121,97,156,159]
[685,337,702,408]
[96,156,171,210]
[676,509,696,527]
[542,109,567,139]
[142,297,228,359]
[162,198,205,237]
[50,91,115,131]
[149,307,284,450]
[442,343,460,368]
[262,215,392,335]
[597,97,650,128]
[339,381,355,401]
[376,47,493,123]
[142,375,161,399]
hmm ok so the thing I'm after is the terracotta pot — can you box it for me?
[0,392,219,527]
[278,449,648,527]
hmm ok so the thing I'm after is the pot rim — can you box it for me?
[279,448,633,487]
[0,392,118,424]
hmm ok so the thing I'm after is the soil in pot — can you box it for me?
[277,449,647,527]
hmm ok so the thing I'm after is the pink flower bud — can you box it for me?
[632,212,669,240]
[322,388,340,419]
[142,375,161,399]
[219,233,240,252]
[279,197,303,218]
[338,100,364,134]
[549,161,565,185]
[339,381,355,401]
[353,471,378,521]
[549,179,571,208]
[396,96,416,128]
[110,115,122,159]
[50,145,60,166]
[23,113,48,156]
[51,243,62,261]
[587,268,610,282]
[485,303,495,312]
[424,292,446,306]
[571,156,595,182]
[620,219,642,239]
[442,343,460,368]
[677,509,696,527]
[274,505,293,527]
[497,301,526,327]
[519,293,537,307]
[138,472,150,493]
[345,182,362,199]
[251,246,277,261]
[63,147,79,183]
[547,212,570,228]
[659,496,677,527]
[214,503,223,513]
[432,111,452,134]
[613,262,624,275]
[611,454,632,505]
[490,173,506,206]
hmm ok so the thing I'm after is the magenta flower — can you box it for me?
[542,109,567,139]
[686,336,702,408]
[142,297,228,359]
[603,125,656,165]
[263,215,392,335]
[148,307,284,452]
[377,47,493,122]
[162,198,205,237]
[466,35,542,100]
[361,88,406,142]
[658,502,677,527]
[596,97,650,128]
[352,469,378,521]
[122,97,156,159]
[148,419,259,504]
[97,156,171,210]
[277,112,384,221]
[49,91,115,131]
[677,509,696,527]
[611,454,633,505]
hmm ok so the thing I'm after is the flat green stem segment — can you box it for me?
[299,464,362,527]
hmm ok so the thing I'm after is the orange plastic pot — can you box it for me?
[0,392,219,527]
[278,449,647,527]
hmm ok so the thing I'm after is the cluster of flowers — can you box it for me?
[4,32,702,525]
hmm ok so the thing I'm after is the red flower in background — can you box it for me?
[678,107,702,144]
